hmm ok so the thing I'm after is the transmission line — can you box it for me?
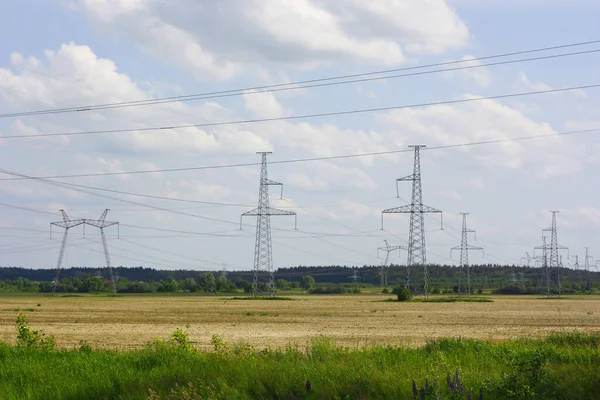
[3,46,599,119]
[2,83,599,141]
[2,126,599,182]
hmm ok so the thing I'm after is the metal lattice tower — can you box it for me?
[584,247,592,292]
[377,240,402,287]
[544,211,568,295]
[241,152,297,297]
[535,236,550,296]
[451,213,483,296]
[521,252,535,267]
[50,210,85,294]
[381,145,442,298]
[84,209,119,295]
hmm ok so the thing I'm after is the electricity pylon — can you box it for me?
[450,213,483,296]
[543,211,568,295]
[521,252,536,267]
[377,240,401,287]
[84,209,119,295]
[50,210,84,294]
[241,152,297,297]
[584,247,593,292]
[381,145,442,298]
[535,235,550,296]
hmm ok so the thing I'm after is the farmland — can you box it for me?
[0,293,599,350]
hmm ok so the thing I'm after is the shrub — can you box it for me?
[393,286,412,302]
[15,312,55,350]
[169,328,192,351]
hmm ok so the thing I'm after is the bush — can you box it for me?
[393,286,412,302]
[15,312,55,350]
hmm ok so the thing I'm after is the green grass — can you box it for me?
[0,332,598,399]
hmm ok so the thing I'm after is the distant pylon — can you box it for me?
[535,235,550,296]
[377,240,402,287]
[241,152,297,297]
[83,209,119,295]
[50,210,85,294]
[544,211,568,295]
[221,263,228,278]
[584,247,592,292]
[381,145,442,298]
[521,252,535,267]
[450,213,483,296]
[50,209,119,295]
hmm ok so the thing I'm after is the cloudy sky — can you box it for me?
[0,0,599,273]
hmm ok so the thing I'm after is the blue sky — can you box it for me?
[0,0,599,275]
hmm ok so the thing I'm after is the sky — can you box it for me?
[0,0,599,273]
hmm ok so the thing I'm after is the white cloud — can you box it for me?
[443,55,491,87]
[517,71,586,97]
[286,161,377,192]
[377,94,583,178]
[73,0,469,79]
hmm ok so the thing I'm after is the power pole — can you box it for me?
[381,145,442,298]
[535,236,550,296]
[450,213,483,296]
[50,210,84,294]
[544,211,568,296]
[521,252,535,267]
[84,209,119,295]
[221,263,228,278]
[584,247,592,292]
[349,268,359,291]
[241,152,297,297]
[377,240,401,287]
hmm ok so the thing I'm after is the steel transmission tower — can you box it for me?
[521,252,536,267]
[584,247,593,292]
[381,145,442,297]
[535,236,550,296]
[544,211,568,295]
[241,152,297,297]
[451,213,483,296]
[84,209,119,295]
[50,210,84,294]
[50,209,119,295]
[377,240,402,287]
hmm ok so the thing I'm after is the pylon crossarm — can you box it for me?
[243,207,296,217]
[382,205,413,214]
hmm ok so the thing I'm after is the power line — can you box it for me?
[3,40,599,118]
[2,83,599,141]
[2,126,599,182]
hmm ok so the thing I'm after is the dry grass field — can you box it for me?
[0,293,599,350]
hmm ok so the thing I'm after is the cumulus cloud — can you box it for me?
[376,94,584,178]
[72,0,469,79]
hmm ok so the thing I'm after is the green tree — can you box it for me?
[183,277,198,292]
[393,286,412,302]
[275,279,290,290]
[300,275,316,291]
[198,273,216,293]
[216,275,236,292]
[237,279,252,293]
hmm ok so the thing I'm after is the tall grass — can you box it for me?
[0,330,598,399]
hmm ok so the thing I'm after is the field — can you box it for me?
[0,293,599,399]
[1,293,599,349]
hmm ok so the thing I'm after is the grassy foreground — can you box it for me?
[0,326,599,400]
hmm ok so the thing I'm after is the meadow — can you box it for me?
[0,294,599,399]
[0,293,599,349]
